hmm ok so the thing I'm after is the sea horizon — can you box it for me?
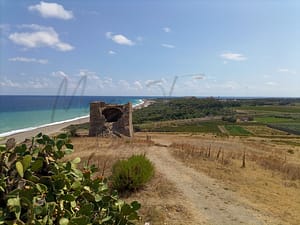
[1,94,300,98]
[1,95,300,137]
[0,95,145,137]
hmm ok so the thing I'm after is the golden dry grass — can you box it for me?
[169,137,300,225]
[64,133,300,224]
[66,136,197,225]
[126,172,195,225]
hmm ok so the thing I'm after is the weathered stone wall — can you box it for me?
[89,101,133,137]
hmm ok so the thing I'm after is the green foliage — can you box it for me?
[136,121,222,134]
[268,123,300,135]
[111,155,154,193]
[222,116,237,123]
[133,97,239,124]
[235,98,300,107]
[0,133,140,225]
[254,116,295,123]
[224,125,252,136]
[64,123,90,137]
[239,105,300,113]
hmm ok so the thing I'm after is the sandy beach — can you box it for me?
[1,99,154,144]
[2,116,90,143]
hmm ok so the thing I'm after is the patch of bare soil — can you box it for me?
[217,125,228,134]
[126,172,199,225]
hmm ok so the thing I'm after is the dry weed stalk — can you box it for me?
[171,142,300,180]
[241,150,246,168]
[87,152,96,167]
[216,147,221,159]
[170,143,230,165]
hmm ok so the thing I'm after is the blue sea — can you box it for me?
[0,95,144,137]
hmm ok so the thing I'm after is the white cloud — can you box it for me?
[97,77,114,89]
[9,24,74,51]
[115,80,144,91]
[163,27,171,33]
[161,43,175,49]
[221,81,240,90]
[266,81,278,86]
[192,75,204,80]
[106,32,135,46]
[108,50,116,55]
[278,68,296,74]
[220,52,247,61]
[145,79,167,96]
[118,80,131,89]
[27,78,50,89]
[79,69,100,80]
[145,79,164,87]
[134,81,143,90]
[0,78,21,88]
[0,77,50,90]
[28,1,73,20]
[52,71,69,79]
[263,74,271,78]
[9,57,48,64]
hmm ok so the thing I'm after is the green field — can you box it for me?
[224,125,252,136]
[268,123,300,135]
[132,97,300,136]
[239,106,300,113]
[254,116,295,123]
[135,121,222,134]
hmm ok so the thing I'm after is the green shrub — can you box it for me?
[0,133,140,225]
[111,155,154,193]
[287,149,294,154]
[222,116,237,123]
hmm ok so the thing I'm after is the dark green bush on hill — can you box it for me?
[0,133,140,225]
[111,155,154,193]
[133,97,239,124]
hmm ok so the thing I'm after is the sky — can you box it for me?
[1,0,300,97]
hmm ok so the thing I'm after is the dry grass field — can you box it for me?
[65,136,200,225]
[65,132,300,225]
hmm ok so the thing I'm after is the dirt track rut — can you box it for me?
[146,146,278,225]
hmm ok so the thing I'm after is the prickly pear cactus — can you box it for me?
[0,133,140,225]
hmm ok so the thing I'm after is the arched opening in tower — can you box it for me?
[102,108,123,122]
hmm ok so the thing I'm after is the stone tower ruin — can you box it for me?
[89,102,133,137]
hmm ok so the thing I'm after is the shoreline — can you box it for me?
[133,99,155,110]
[1,99,154,143]
[2,116,90,144]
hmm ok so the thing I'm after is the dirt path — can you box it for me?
[218,125,228,134]
[146,145,278,225]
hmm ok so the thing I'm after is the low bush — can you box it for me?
[0,133,140,225]
[111,155,154,193]
[222,116,237,123]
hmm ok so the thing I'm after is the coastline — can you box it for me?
[1,99,154,143]
[133,99,155,110]
[1,116,90,143]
